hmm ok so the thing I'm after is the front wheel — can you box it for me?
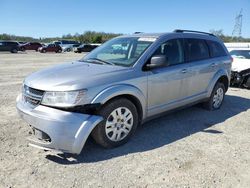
[91,98,138,148]
[203,82,225,110]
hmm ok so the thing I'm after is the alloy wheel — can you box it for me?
[105,107,133,142]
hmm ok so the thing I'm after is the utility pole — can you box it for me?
[232,9,243,41]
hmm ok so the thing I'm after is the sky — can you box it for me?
[0,0,249,38]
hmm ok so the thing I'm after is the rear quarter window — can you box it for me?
[185,39,209,62]
[207,40,227,57]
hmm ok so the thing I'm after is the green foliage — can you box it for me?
[0,31,121,43]
[0,30,249,43]
[209,29,250,42]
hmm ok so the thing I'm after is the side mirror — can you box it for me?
[146,55,168,69]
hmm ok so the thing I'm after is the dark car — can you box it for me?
[0,41,20,53]
[38,44,62,53]
[20,42,43,51]
[74,44,99,53]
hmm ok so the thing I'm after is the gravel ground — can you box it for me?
[0,51,250,188]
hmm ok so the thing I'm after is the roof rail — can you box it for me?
[134,32,143,34]
[174,29,215,36]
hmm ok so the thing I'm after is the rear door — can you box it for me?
[2,42,10,51]
[183,38,214,97]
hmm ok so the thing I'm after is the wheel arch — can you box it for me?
[207,69,230,97]
[91,84,146,122]
[217,75,229,91]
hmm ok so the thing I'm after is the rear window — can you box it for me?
[207,40,227,57]
[185,39,209,62]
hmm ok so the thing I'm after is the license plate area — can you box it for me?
[30,126,51,142]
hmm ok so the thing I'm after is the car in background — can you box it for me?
[225,42,250,52]
[53,40,80,48]
[0,41,20,53]
[62,44,81,52]
[229,49,250,88]
[74,44,100,53]
[38,43,62,53]
[20,42,43,51]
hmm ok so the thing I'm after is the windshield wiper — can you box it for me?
[84,58,115,65]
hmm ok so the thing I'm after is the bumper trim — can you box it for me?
[16,94,103,154]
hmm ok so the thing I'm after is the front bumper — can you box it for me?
[16,94,103,154]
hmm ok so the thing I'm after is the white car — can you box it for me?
[229,49,250,88]
[62,44,81,52]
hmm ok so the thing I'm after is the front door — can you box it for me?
[147,39,190,116]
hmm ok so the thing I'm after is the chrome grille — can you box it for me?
[23,85,44,106]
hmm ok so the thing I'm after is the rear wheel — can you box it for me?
[11,48,18,53]
[91,98,138,148]
[42,49,46,53]
[57,49,62,53]
[203,82,225,110]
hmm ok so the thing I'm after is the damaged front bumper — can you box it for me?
[16,94,103,154]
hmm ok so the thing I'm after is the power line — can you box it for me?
[232,9,243,40]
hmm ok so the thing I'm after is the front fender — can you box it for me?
[91,84,147,119]
[206,69,230,98]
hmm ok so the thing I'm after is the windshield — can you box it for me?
[80,37,154,67]
[230,50,250,59]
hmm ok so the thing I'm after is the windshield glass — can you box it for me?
[230,50,250,59]
[80,37,154,67]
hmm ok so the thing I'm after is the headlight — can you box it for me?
[41,90,86,107]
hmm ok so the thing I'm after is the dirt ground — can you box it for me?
[0,51,249,188]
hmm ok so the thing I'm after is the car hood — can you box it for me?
[24,61,131,91]
[231,58,250,72]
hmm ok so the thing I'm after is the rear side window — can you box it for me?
[185,39,209,62]
[207,40,227,57]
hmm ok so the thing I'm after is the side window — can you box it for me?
[207,40,227,57]
[185,39,209,62]
[153,39,184,65]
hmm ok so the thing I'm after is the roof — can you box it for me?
[119,30,218,41]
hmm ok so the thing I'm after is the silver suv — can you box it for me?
[16,30,232,154]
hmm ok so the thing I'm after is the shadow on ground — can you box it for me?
[46,94,250,164]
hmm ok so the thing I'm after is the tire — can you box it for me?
[20,47,25,51]
[67,48,71,52]
[42,49,46,53]
[91,98,139,148]
[57,49,62,53]
[11,48,18,53]
[203,82,225,111]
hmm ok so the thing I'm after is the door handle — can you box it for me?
[210,63,216,67]
[181,69,187,73]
